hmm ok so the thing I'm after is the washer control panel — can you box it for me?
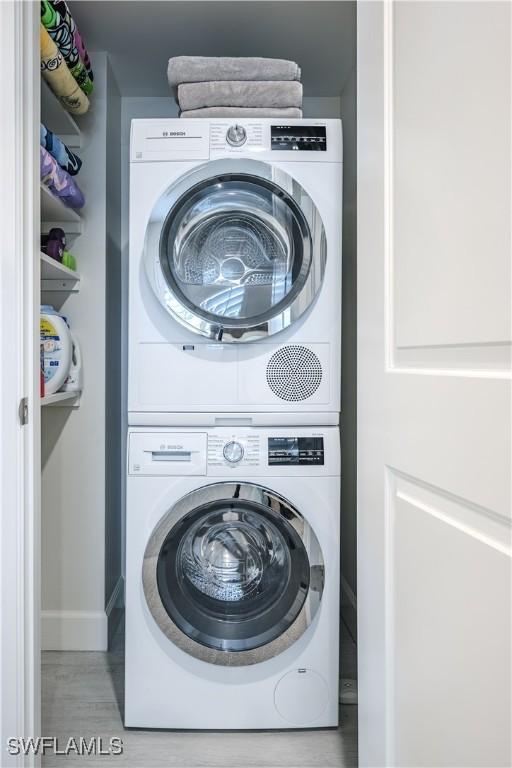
[268,436,325,465]
[129,429,337,477]
[208,434,260,468]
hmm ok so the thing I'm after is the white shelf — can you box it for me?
[41,391,81,407]
[41,80,82,148]
[40,185,83,235]
[40,252,80,293]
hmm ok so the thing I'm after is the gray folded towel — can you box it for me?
[180,107,303,119]
[168,57,301,89]
[177,81,303,111]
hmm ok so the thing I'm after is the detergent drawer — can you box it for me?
[128,432,207,476]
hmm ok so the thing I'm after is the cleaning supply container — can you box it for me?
[61,333,83,392]
[40,305,72,395]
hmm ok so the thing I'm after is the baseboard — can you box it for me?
[41,610,108,651]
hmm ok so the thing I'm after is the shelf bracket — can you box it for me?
[41,220,83,236]
[41,279,79,293]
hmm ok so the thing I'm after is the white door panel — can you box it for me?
[392,481,510,768]
[393,2,511,349]
[386,376,511,517]
[358,2,511,766]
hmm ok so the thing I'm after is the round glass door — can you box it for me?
[142,483,325,666]
[144,159,326,342]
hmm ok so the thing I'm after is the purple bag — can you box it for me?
[40,145,85,209]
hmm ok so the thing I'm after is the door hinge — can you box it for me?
[18,397,29,425]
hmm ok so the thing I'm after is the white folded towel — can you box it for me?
[177,81,303,111]
[168,56,301,90]
[180,107,303,119]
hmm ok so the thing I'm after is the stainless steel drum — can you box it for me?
[144,159,327,342]
[142,482,325,666]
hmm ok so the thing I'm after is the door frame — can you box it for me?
[0,2,40,764]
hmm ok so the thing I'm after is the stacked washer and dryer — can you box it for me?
[126,118,343,729]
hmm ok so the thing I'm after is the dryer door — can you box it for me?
[144,159,326,342]
[142,482,324,666]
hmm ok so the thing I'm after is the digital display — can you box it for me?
[271,125,327,151]
[268,437,324,465]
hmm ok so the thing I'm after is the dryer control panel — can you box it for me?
[210,122,265,154]
[130,118,342,163]
[270,125,327,151]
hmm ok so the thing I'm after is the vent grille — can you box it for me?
[266,346,322,402]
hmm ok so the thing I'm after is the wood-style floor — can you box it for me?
[42,619,357,767]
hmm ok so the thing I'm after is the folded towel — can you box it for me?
[40,124,82,176]
[177,81,303,111]
[168,57,301,89]
[73,25,94,82]
[41,0,93,95]
[40,146,85,209]
[180,106,303,119]
[40,25,89,115]
[50,0,94,82]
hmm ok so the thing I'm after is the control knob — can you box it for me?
[226,124,247,147]
[223,441,244,464]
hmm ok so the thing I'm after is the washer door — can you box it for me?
[142,482,324,666]
[144,159,326,342]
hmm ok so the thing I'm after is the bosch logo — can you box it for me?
[163,131,186,137]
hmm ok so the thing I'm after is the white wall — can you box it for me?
[41,53,121,651]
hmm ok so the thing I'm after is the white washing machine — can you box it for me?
[128,118,342,426]
[125,426,340,729]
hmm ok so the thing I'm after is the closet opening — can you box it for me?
[39,2,357,764]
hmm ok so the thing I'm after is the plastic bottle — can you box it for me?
[40,305,72,395]
[61,250,77,271]
[61,333,83,392]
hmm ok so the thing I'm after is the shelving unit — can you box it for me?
[40,184,83,235]
[41,252,80,293]
[41,391,81,407]
[40,81,84,411]
[41,80,82,148]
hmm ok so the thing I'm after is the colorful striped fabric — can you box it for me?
[73,25,93,82]
[40,145,85,210]
[40,25,89,115]
[41,0,93,95]
[50,0,94,82]
[40,124,82,176]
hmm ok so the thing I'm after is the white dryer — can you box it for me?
[125,426,340,729]
[128,118,342,425]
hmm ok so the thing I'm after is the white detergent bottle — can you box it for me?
[61,333,83,393]
[40,305,72,395]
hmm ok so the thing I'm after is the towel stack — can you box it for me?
[40,0,94,115]
[167,57,303,118]
[40,124,85,210]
